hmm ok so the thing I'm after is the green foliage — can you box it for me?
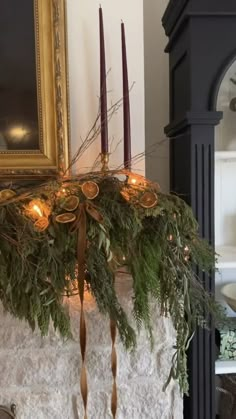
[0,174,224,394]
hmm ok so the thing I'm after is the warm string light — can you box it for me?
[184,245,190,262]
[33,204,43,218]
[130,177,137,185]
[61,188,67,195]
[121,174,148,203]
[25,200,45,220]
[64,268,93,298]
[127,174,147,188]
[24,200,51,232]
[56,187,68,198]
[167,236,190,261]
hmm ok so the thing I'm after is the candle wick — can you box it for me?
[121,19,123,23]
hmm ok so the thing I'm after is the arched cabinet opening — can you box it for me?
[215,59,236,154]
[215,59,236,270]
[215,59,236,408]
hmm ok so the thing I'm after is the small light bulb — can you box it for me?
[33,204,43,218]
[122,255,126,261]
[184,245,189,253]
[57,187,67,198]
[168,234,173,242]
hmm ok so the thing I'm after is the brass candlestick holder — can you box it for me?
[101,152,110,172]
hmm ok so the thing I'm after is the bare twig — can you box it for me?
[115,137,169,170]
[64,81,136,175]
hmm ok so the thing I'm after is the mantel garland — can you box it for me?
[0,169,223,395]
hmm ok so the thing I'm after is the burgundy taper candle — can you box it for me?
[121,21,131,170]
[99,7,109,154]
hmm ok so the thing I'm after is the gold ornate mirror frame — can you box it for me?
[0,0,70,179]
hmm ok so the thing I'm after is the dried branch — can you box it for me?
[64,81,135,174]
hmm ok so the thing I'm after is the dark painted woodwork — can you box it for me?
[162,1,236,418]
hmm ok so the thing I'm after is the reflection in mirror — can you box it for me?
[0,0,39,151]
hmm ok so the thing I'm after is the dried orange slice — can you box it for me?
[0,189,16,202]
[61,195,79,211]
[34,217,49,232]
[56,213,76,224]
[139,191,158,209]
[82,181,99,200]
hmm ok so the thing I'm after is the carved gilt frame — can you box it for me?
[0,0,70,179]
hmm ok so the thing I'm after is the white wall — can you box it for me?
[67,0,145,174]
[144,0,170,192]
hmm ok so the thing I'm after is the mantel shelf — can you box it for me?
[216,246,236,269]
[215,151,236,160]
[216,360,236,375]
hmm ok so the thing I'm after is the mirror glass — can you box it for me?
[0,0,39,152]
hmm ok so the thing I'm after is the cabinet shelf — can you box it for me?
[216,360,236,375]
[215,151,236,160]
[216,246,236,269]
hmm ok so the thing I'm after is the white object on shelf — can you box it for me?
[216,246,236,269]
[216,360,236,375]
[215,151,236,160]
[221,283,236,311]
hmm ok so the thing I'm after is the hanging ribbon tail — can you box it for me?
[75,204,88,419]
[77,205,87,296]
[80,305,88,419]
[70,202,103,418]
[110,319,118,418]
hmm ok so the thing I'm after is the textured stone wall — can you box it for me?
[0,274,183,418]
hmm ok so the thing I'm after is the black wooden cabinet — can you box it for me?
[162,1,236,418]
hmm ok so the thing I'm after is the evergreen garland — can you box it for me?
[0,171,224,394]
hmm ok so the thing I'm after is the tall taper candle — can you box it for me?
[121,21,131,170]
[99,7,108,154]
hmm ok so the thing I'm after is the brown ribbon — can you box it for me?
[110,319,118,418]
[71,202,103,419]
[77,205,88,419]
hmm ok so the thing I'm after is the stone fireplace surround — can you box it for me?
[0,274,183,418]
